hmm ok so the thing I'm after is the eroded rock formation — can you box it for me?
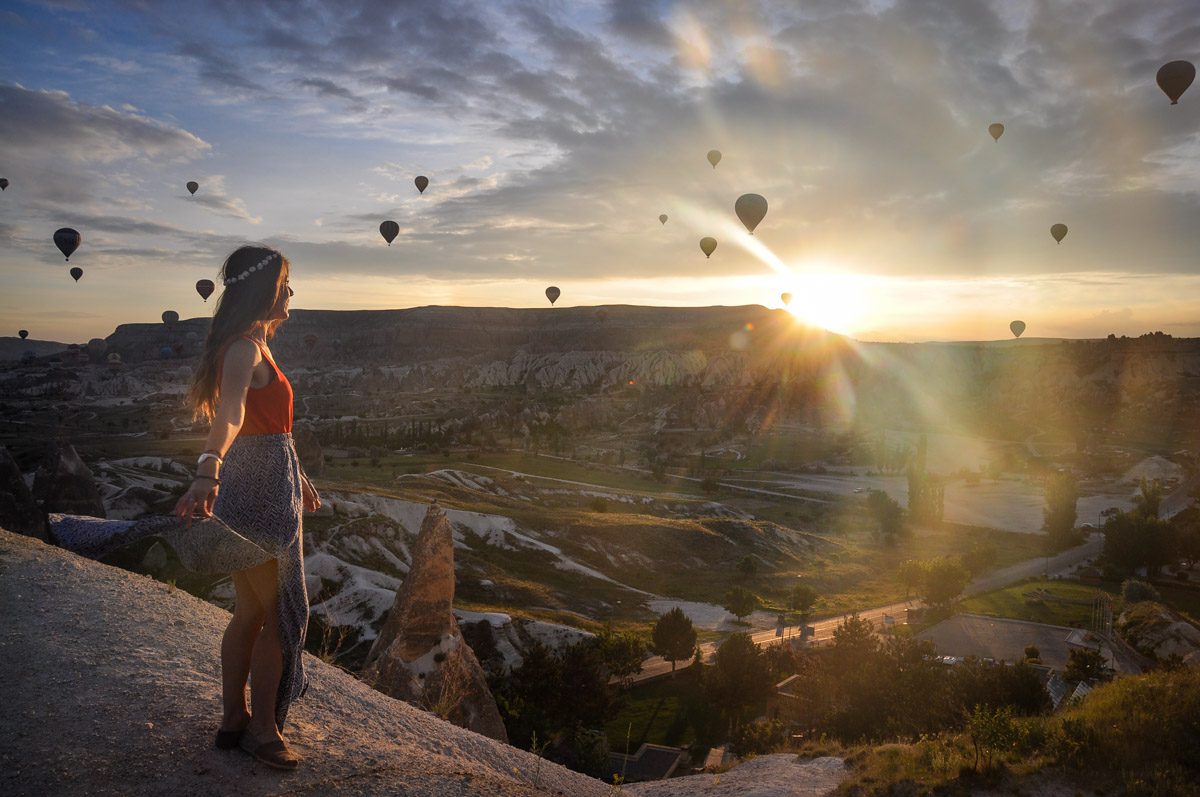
[32,440,106,519]
[0,446,48,541]
[363,503,509,742]
[293,421,324,477]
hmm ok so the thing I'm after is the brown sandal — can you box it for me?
[240,733,301,771]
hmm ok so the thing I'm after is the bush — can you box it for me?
[587,497,607,513]
[1122,579,1160,604]
[730,718,787,757]
[1024,644,1040,663]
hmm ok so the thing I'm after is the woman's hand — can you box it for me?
[300,474,321,513]
[174,479,219,528]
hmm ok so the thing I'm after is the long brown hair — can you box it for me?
[187,245,290,421]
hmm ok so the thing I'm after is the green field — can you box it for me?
[960,579,1119,627]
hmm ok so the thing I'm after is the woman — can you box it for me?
[174,245,321,770]
[52,245,319,770]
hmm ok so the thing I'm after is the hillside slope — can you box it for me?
[0,528,610,797]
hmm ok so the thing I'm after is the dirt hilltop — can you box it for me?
[0,528,846,797]
[0,528,611,797]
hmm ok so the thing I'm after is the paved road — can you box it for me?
[621,533,1106,685]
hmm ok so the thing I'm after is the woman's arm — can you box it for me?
[174,339,260,525]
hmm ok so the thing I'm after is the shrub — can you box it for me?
[1122,579,1160,604]
[587,497,608,513]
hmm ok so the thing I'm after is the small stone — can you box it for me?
[145,722,154,730]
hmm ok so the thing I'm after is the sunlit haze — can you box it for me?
[1,1,1198,342]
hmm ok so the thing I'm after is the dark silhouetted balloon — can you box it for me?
[107,352,121,364]
[0,178,8,191]
[415,175,429,194]
[54,228,81,261]
[781,292,793,306]
[735,193,768,234]
[304,333,318,351]
[1050,223,1068,244]
[659,214,668,225]
[988,123,1004,141]
[1157,60,1195,105]
[195,279,215,302]
[87,338,107,357]
[162,310,179,327]
[186,181,199,195]
[18,330,28,340]
[159,346,173,358]
[1010,320,1026,338]
[69,266,83,282]
[379,220,399,245]
[707,150,721,168]
[700,237,717,258]
[545,286,561,305]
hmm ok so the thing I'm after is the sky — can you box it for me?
[0,0,1198,344]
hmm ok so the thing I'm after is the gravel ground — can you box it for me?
[0,529,608,797]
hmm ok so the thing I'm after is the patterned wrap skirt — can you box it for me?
[50,432,310,731]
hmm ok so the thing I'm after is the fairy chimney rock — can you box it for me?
[32,440,106,519]
[0,446,48,541]
[363,503,509,743]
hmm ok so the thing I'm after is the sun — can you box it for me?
[783,271,871,336]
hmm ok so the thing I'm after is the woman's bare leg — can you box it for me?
[220,569,266,731]
[242,558,286,744]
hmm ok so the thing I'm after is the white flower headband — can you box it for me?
[222,251,279,286]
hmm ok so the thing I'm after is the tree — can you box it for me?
[898,559,925,600]
[1043,471,1080,551]
[832,613,879,659]
[967,704,1017,773]
[722,586,759,623]
[1103,510,1175,576]
[736,555,758,581]
[788,583,818,629]
[866,489,904,543]
[706,633,772,732]
[920,557,970,607]
[650,607,697,677]
[1064,647,1108,683]
[1133,478,1164,519]
[594,624,647,687]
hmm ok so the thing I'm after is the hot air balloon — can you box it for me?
[415,175,429,194]
[1010,320,1026,338]
[1157,60,1195,105]
[735,193,768,234]
[659,214,668,225]
[988,123,1005,142]
[107,353,122,364]
[70,266,83,282]
[18,330,28,340]
[706,150,722,168]
[0,178,8,191]
[700,237,717,258]
[545,286,561,305]
[162,310,179,327]
[185,330,199,343]
[160,345,174,358]
[186,181,199,195]
[781,293,793,306]
[54,228,81,261]
[1050,223,1068,244]
[379,220,399,245]
[304,333,318,352]
[195,279,215,302]
[87,338,107,357]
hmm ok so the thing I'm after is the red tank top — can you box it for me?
[217,336,293,436]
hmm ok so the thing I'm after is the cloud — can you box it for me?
[181,175,262,224]
[0,83,210,164]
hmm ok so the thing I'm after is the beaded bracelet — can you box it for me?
[194,475,222,485]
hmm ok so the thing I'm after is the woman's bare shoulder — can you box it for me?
[221,338,262,374]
